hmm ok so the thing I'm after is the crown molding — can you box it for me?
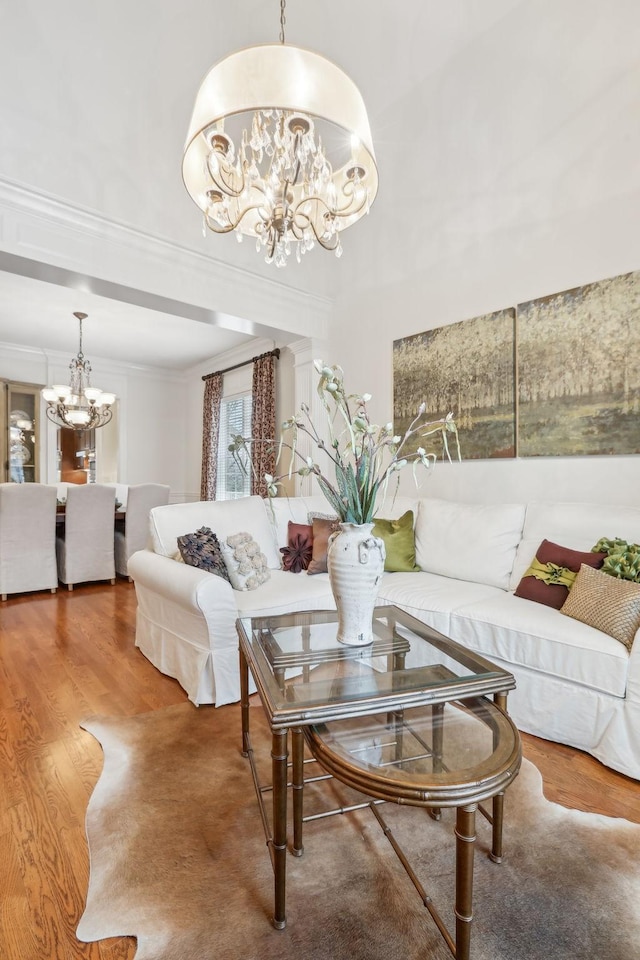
[0,338,186,383]
[0,177,333,342]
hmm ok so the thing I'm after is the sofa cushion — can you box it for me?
[177,527,231,582]
[514,539,606,609]
[560,564,640,651]
[372,510,419,572]
[449,593,629,698]
[148,496,281,568]
[509,501,640,590]
[234,569,335,617]
[414,498,525,591]
[378,571,503,637]
[372,495,421,523]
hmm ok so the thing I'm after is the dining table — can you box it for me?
[55,503,126,524]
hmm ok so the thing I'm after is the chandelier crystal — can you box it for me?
[42,313,116,430]
[182,1,378,267]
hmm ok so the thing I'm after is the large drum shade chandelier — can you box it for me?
[182,0,378,267]
[42,312,116,430]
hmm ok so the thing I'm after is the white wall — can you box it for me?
[324,6,640,510]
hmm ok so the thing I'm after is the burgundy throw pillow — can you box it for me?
[280,521,313,573]
[307,517,341,575]
[514,539,607,609]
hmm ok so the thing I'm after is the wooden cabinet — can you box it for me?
[58,427,95,484]
[1,381,41,483]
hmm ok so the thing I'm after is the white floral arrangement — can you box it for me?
[231,360,459,524]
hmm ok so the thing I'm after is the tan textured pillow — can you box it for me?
[560,563,640,651]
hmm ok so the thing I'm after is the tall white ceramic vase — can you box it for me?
[327,522,386,646]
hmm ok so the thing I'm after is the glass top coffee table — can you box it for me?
[237,605,521,958]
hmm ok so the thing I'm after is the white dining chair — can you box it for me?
[56,484,116,590]
[0,483,58,601]
[114,483,170,579]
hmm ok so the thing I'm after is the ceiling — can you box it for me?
[0,263,259,370]
[1,2,638,369]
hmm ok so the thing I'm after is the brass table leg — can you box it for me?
[292,727,304,857]
[240,647,250,757]
[455,803,477,960]
[494,691,508,712]
[490,691,508,862]
[490,791,505,863]
[272,727,289,929]
[430,701,444,821]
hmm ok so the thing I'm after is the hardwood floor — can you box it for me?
[1,581,638,959]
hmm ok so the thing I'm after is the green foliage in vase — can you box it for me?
[229,360,459,524]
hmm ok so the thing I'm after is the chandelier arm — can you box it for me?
[46,405,66,428]
[204,201,272,235]
[207,155,246,198]
[46,402,113,430]
[204,212,238,235]
[294,184,370,222]
[291,207,340,251]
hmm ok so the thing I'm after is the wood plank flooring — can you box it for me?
[0,581,638,959]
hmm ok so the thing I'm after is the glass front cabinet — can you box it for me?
[1,380,41,483]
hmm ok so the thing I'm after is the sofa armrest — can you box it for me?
[128,549,237,619]
[626,628,640,702]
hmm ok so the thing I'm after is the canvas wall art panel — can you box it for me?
[518,270,640,457]
[393,308,516,460]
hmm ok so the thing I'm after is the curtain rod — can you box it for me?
[202,347,280,381]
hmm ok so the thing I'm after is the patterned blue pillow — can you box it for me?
[177,527,231,582]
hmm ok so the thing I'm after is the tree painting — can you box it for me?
[393,309,516,460]
[518,271,640,456]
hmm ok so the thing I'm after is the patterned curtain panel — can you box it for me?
[251,354,277,497]
[200,373,223,500]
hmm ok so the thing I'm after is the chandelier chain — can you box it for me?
[279,0,286,44]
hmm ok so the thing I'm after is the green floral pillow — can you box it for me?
[591,537,640,583]
[372,510,419,573]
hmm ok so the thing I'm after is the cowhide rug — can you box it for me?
[77,701,640,960]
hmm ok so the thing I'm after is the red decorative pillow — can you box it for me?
[307,516,341,575]
[514,539,607,609]
[280,522,313,573]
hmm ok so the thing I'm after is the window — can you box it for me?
[216,393,253,500]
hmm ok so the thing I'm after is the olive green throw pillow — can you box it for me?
[372,510,419,573]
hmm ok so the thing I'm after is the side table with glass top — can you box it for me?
[237,605,521,956]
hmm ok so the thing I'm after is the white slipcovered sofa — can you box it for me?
[128,494,640,780]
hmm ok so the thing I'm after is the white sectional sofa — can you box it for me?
[128,493,640,780]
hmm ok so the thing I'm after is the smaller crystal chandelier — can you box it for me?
[182,0,378,267]
[42,312,116,429]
